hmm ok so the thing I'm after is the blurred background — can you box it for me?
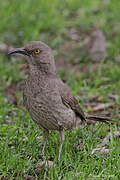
[0,0,120,179]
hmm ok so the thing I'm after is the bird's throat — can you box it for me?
[29,63,56,76]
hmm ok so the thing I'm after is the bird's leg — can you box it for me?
[41,129,49,157]
[58,130,65,161]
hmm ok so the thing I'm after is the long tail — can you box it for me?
[86,115,110,124]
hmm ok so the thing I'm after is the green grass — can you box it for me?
[0,0,120,179]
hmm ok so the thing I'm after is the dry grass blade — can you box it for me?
[91,129,120,154]
[91,102,114,111]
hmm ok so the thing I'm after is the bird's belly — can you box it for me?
[24,96,76,130]
[52,107,76,130]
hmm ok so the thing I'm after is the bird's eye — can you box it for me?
[34,49,41,54]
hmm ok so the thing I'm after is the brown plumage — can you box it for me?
[8,41,110,160]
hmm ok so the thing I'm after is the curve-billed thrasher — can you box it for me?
[8,41,109,160]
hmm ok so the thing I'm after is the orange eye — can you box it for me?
[34,49,40,54]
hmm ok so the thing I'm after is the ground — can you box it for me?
[0,0,120,179]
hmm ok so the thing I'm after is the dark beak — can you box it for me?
[7,48,29,56]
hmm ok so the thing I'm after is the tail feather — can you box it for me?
[86,115,110,124]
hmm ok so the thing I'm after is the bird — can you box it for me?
[8,41,110,160]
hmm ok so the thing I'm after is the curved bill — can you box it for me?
[7,48,29,56]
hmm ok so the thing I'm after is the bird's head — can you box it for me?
[8,41,56,74]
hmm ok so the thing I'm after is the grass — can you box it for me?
[0,0,120,179]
